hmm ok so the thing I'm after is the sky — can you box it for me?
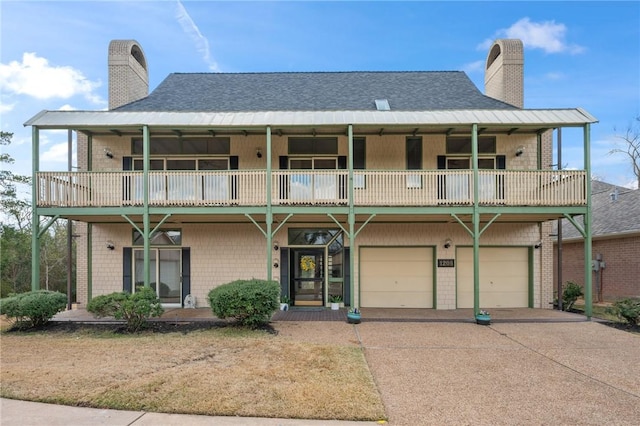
[1,1,639,192]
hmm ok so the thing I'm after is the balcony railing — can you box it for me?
[36,170,586,208]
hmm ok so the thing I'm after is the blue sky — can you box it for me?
[1,1,639,190]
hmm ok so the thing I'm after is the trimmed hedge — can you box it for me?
[87,286,164,332]
[208,279,279,327]
[0,290,67,329]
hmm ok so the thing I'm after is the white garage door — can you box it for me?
[457,247,529,308]
[360,247,433,308]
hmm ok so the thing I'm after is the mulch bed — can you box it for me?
[4,320,278,335]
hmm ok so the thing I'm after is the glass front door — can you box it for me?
[291,249,324,306]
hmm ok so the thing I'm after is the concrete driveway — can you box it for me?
[354,321,640,425]
[277,319,640,425]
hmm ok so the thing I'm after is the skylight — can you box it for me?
[375,99,390,111]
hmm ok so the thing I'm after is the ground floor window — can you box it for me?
[133,248,182,304]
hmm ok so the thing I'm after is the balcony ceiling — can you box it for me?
[25,109,598,136]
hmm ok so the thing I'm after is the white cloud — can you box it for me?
[461,60,485,74]
[544,72,565,81]
[59,104,76,111]
[41,142,69,162]
[479,18,585,54]
[0,52,105,104]
[0,102,15,113]
[175,0,220,72]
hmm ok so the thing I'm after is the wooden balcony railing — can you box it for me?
[36,170,586,208]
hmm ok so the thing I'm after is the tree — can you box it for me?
[610,116,640,189]
[1,131,31,229]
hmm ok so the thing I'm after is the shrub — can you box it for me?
[606,298,640,326]
[208,279,279,327]
[562,281,583,311]
[0,290,67,329]
[87,287,164,332]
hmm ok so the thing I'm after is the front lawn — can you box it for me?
[0,322,386,421]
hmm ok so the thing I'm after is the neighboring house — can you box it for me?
[25,39,598,315]
[553,181,640,301]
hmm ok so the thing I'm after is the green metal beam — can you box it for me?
[143,125,151,288]
[31,126,40,291]
[122,215,144,235]
[479,214,501,236]
[583,124,593,319]
[150,214,173,235]
[354,214,376,239]
[563,214,586,238]
[87,224,92,302]
[272,213,293,236]
[472,124,481,317]
[37,215,60,238]
[451,213,474,237]
[347,124,356,308]
[245,214,267,237]
[266,126,273,282]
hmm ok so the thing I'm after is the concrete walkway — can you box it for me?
[3,310,639,425]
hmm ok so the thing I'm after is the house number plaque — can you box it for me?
[437,259,455,267]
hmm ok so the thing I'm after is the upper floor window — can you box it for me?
[288,137,338,155]
[132,137,230,155]
[446,136,496,154]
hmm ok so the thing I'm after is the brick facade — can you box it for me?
[553,235,640,301]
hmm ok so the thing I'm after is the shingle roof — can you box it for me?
[114,71,518,112]
[555,181,640,239]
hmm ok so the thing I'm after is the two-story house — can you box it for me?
[25,39,597,317]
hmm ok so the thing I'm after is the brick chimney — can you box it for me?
[484,39,524,108]
[108,40,149,110]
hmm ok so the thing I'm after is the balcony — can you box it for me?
[36,169,587,209]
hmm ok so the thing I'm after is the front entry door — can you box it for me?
[291,249,324,306]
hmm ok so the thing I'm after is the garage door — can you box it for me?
[457,247,529,308]
[360,247,433,308]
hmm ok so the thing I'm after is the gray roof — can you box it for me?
[556,181,640,239]
[114,71,518,112]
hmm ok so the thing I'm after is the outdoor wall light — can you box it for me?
[534,241,542,249]
[273,259,279,268]
[106,241,115,250]
[256,148,263,158]
[444,239,452,249]
[273,241,279,251]
[515,146,525,157]
[104,148,114,159]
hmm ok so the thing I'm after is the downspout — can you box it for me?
[348,124,356,308]
[472,124,480,316]
[31,126,40,291]
[143,125,151,287]
[583,124,593,319]
[266,126,273,282]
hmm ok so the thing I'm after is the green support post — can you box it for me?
[471,124,480,316]
[583,124,593,319]
[348,124,356,307]
[266,126,273,282]
[143,125,151,287]
[31,126,40,291]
